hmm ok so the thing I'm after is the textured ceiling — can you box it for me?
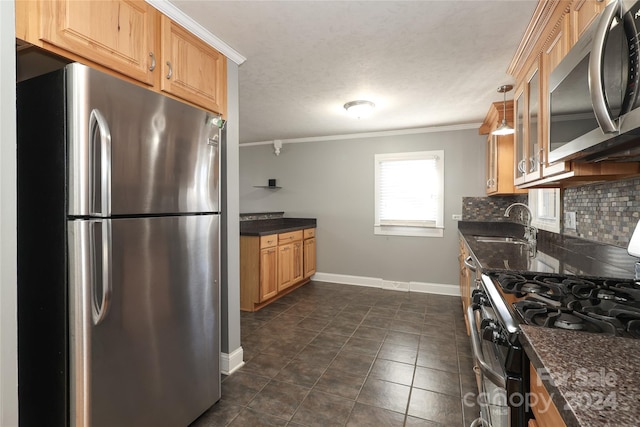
[169,1,537,144]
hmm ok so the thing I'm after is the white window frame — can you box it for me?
[529,188,561,233]
[374,150,444,238]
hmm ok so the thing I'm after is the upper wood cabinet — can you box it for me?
[513,59,542,186]
[16,0,227,116]
[508,0,639,189]
[570,0,606,46]
[19,0,156,85]
[540,10,572,179]
[479,100,526,195]
[160,16,227,115]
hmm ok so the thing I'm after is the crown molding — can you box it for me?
[241,122,482,147]
[146,0,246,65]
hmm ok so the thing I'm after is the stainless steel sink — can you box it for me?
[474,236,528,245]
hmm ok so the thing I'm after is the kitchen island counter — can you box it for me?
[520,324,640,427]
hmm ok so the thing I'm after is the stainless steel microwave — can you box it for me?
[548,0,640,163]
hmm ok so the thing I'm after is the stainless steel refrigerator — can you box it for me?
[17,63,222,427]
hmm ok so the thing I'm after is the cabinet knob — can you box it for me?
[149,52,156,71]
[166,61,173,80]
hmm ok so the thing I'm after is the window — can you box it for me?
[374,150,444,237]
[529,188,561,233]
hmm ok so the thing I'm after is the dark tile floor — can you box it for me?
[190,281,480,427]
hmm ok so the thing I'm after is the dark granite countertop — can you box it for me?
[521,325,640,427]
[458,221,637,280]
[460,221,640,426]
[240,218,317,236]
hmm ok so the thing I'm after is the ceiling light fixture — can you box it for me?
[344,100,375,118]
[492,85,515,136]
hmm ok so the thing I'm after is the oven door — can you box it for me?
[467,304,509,427]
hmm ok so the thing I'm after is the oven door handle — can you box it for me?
[467,304,506,389]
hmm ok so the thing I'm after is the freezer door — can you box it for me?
[68,215,220,427]
[66,63,221,217]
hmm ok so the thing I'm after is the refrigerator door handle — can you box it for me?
[92,219,113,325]
[89,109,112,217]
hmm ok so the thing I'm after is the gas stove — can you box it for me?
[469,271,640,427]
[486,271,640,338]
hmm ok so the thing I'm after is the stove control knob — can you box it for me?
[480,319,495,330]
[482,326,498,342]
[472,290,487,305]
[481,323,506,345]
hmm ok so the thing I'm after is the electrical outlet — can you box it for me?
[564,211,577,230]
[452,214,462,221]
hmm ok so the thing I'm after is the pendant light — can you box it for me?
[492,85,515,136]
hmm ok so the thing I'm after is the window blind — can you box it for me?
[378,158,439,226]
[374,151,444,236]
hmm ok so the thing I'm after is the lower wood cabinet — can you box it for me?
[259,246,278,301]
[241,228,315,311]
[529,363,567,427]
[458,236,472,335]
[303,230,316,278]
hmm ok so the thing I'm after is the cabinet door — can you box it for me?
[514,60,543,185]
[525,66,542,182]
[303,237,316,278]
[160,16,227,115]
[277,243,294,291]
[459,240,471,336]
[514,85,526,185]
[486,135,497,194]
[530,364,567,427]
[542,12,572,178]
[292,241,304,283]
[571,0,606,46]
[40,0,156,85]
[259,247,278,301]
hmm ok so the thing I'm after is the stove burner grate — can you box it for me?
[495,273,566,300]
[514,299,618,336]
[487,271,640,338]
[553,312,584,330]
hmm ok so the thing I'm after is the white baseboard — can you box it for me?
[409,281,460,296]
[312,272,384,288]
[312,272,459,296]
[220,346,244,375]
[382,280,410,292]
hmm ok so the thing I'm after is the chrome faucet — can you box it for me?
[504,203,537,256]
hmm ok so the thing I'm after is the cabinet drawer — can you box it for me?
[303,228,316,239]
[260,234,278,249]
[279,230,303,243]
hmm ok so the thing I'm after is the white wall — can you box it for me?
[240,128,486,287]
[0,1,18,425]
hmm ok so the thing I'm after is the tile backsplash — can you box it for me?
[239,211,285,221]
[563,177,640,248]
[463,177,640,249]
[462,195,528,224]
